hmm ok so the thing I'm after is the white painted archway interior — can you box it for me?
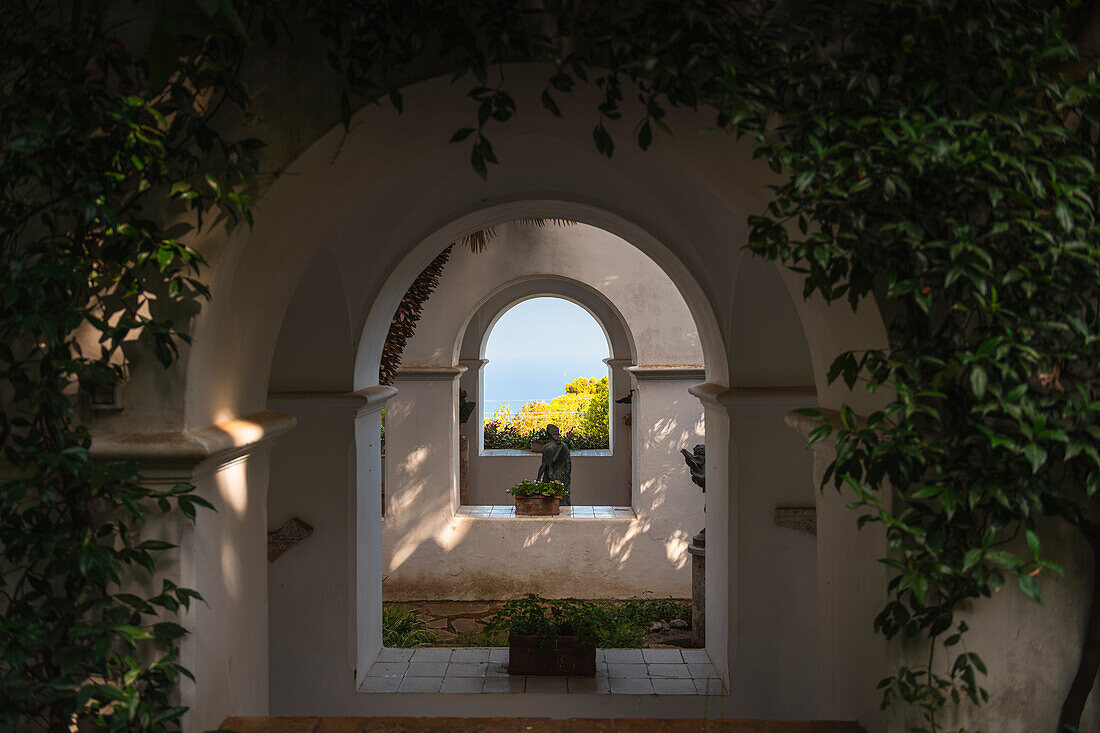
[175,66,899,729]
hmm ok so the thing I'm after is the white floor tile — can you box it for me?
[376,648,414,663]
[566,676,610,693]
[642,649,684,664]
[603,649,644,664]
[397,676,442,693]
[679,649,710,664]
[440,677,485,693]
[483,676,526,693]
[407,661,448,677]
[652,678,697,694]
[610,677,654,694]
[446,662,487,677]
[368,662,408,677]
[450,648,490,662]
[411,648,452,662]
[524,676,568,693]
[360,676,401,693]
[687,662,720,679]
[606,663,648,678]
[647,663,691,678]
[693,677,725,695]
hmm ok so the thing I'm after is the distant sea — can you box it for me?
[482,298,610,415]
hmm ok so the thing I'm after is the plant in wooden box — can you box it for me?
[490,595,598,676]
[507,479,568,516]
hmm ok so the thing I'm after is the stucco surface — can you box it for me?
[75,61,1098,732]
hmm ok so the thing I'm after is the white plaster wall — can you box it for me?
[157,64,1100,729]
[382,363,702,600]
[265,395,360,712]
[727,396,818,719]
[178,455,272,730]
[401,223,702,369]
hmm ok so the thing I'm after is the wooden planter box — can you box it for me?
[514,495,561,516]
[507,633,597,676]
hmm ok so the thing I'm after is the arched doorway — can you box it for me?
[178,66,888,729]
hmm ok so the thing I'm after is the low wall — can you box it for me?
[381,512,691,600]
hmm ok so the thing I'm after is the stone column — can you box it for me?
[90,410,296,731]
[626,366,706,600]
[458,358,487,502]
[690,384,823,718]
[382,366,466,599]
[265,388,394,702]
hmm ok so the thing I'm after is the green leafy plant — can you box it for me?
[453,627,509,648]
[506,480,568,500]
[1,1,263,729]
[487,595,601,640]
[381,605,439,648]
[485,594,689,648]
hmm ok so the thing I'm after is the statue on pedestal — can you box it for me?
[536,424,572,505]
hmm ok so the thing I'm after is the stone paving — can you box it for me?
[222,717,867,732]
[362,647,722,695]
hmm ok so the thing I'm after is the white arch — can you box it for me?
[179,65,892,728]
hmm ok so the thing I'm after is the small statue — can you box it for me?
[536,424,572,505]
[682,443,706,543]
[681,444,705,491]
[458,389,475,424]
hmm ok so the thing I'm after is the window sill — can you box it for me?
[457,506,634,520]
[480,449,612,457]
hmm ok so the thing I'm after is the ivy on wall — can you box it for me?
[2,1,1098,731]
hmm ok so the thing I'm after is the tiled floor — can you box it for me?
[363,647,723,695]
[457,506,635,519]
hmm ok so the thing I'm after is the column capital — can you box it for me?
[626,364,705,380]
[89,410,297,482]
[689,383,817,412]
[394,365,468,381]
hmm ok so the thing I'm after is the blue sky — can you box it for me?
[483,297,609,415]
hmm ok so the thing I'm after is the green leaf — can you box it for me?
[1026,529,1040,559]
[1023,444,1048,473]
[1018,573,1042,603]
[969,365,987,399]
[1054,202,1073,232]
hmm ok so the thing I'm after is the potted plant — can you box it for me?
[489,595,598,676]
[507,479,568,516]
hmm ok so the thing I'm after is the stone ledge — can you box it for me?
[89,410,296,471]
[221,716,866,732]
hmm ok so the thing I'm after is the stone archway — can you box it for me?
[175,66,889,730]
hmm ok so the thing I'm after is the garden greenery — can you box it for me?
[3,1,1099,731]
[506,480,568,500]
[1,2,260,729]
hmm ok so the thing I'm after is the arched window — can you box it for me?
[481,297,611,454]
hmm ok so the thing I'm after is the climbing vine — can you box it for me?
[3,1,1098,731]
[1,2,263,729]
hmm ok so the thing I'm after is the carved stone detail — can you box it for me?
[268,517,314,562]
[775,506,816,536]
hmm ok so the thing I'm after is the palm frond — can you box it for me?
[458,219,576,253]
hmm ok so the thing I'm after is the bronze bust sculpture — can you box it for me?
[536,424,572,505]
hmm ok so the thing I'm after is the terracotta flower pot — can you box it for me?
[514,495,561,516]
[507,633,597,676]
